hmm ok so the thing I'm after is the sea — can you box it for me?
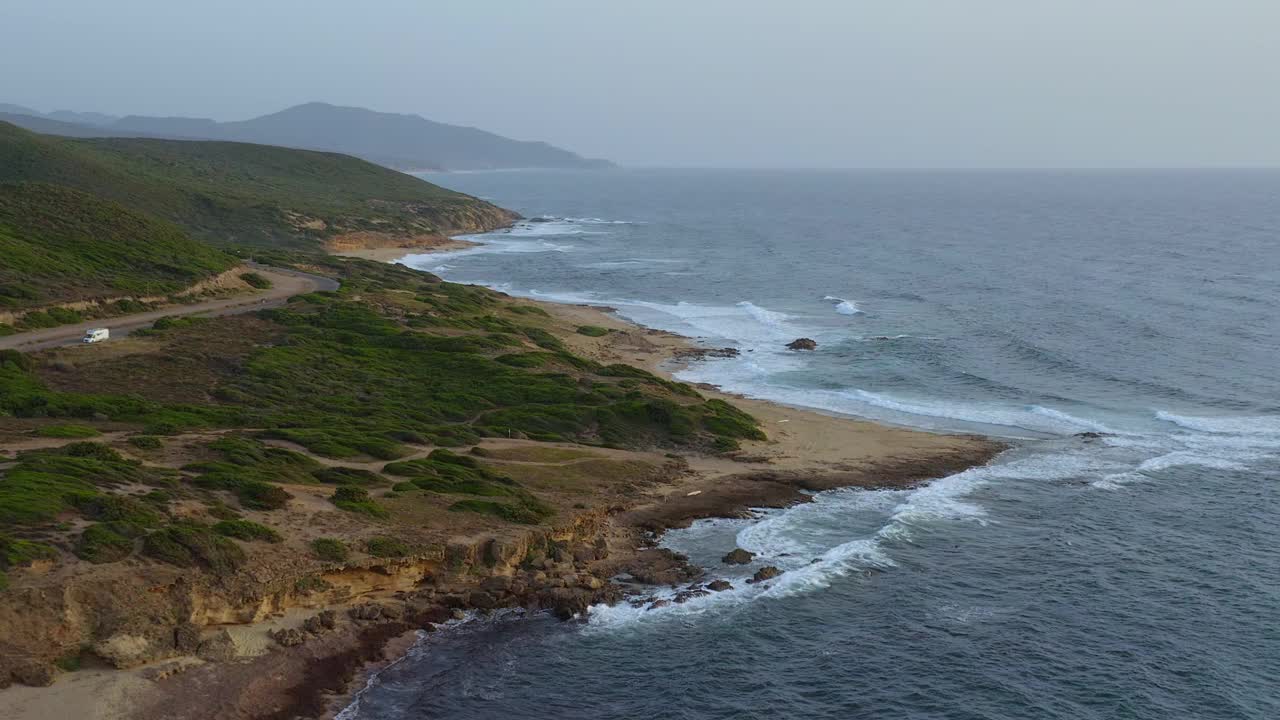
[339,169,1280,719]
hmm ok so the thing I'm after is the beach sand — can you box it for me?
[328,237,479,262]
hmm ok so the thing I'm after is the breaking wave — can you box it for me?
[823,295,862,315]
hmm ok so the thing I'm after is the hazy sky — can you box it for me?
[3,1,1279,168]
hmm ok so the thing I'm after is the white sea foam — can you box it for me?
[835,390,1112,436]
[587,448,1150,625]
[1155,410,1280,436]
[736,301,790,327]
[1136,451,1248,473]
[564,216,638,224]
[855,334,941,342]
[1029,405,1117,434]
[823,295,862,315]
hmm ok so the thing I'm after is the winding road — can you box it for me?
[0,264,339,353]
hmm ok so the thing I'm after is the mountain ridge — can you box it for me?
[0,101,612,171]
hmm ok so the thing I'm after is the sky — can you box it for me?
[2,0,1279,168]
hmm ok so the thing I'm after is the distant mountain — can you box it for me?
[0,101,612,171]
[106,102,613,171]
[0,112,160,139]
[0,103,42,116]
[45,110,119,126]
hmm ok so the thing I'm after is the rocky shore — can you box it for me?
[0,245,1003,720]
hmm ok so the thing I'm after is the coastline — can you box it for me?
[0,239,1002,720]
[313,246,1005,717]
[326,236,482,262]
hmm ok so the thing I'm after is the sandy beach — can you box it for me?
[327,236,480,262]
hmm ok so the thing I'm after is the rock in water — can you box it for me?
[707,580,733,592]
[721,548,755,565]
[748,566,782,583]
[786,338,818,351]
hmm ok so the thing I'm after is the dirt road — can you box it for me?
[0,265,338,353]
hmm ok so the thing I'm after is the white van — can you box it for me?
[82,328,110,343]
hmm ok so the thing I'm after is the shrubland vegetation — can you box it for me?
[0,121,512,251]
[0,232,764,584]
[0,182,235,308]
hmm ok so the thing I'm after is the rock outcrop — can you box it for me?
[748,566,782,583]
[786,338,818,351]
[721,548,755,565]
[196,630,236,663]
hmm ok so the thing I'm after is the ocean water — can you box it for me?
[342,169,1280,719]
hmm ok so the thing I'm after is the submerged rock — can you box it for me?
[748,566,782,584]
[721,548,755,565]
[786,338,818,351]
[672,347,741,361]
[673,589,711,604]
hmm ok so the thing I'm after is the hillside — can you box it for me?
[0,183,236,309]
[1,101,613,171]
[0,112,160,139]
[0,121,515,248]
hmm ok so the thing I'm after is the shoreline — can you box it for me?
[0,238,1003,720]
[312,246,1007,716]
[327,237,481,263]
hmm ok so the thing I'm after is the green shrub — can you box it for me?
[576,325,609,337]
[448,497,555,525]
[0,444,173,526]
[213,519,282,543]
[239,272,272,289]
[128,435,164,450]
[507,305,549,317]
[0,534,59,568]
[329,486,388,518]
[311,467,385,486]
[310,537,348,562]
[365,536,411,558]
[142,524,245,573]
[234,480,292,511]
[74,522,144,563]
[36,423,100,438]
[0,348,30,370]
[521,326,565,351]
[74,494,163,527]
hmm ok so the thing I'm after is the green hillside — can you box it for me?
[0,183,236,309]
[0,121,515,249]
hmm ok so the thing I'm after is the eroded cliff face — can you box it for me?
[416,201,521,237]
[0,508,615,685]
